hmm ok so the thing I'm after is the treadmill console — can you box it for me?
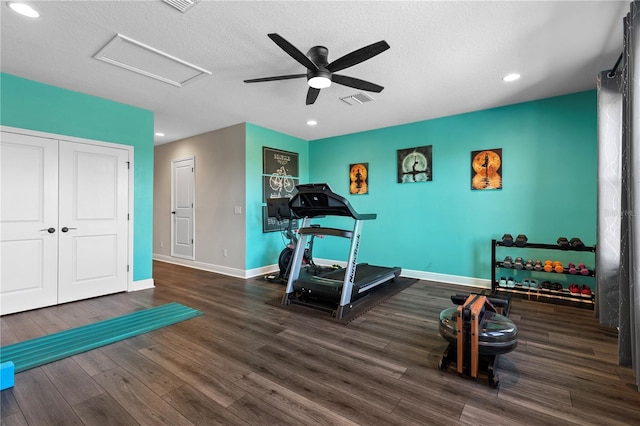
[289,183,376,220]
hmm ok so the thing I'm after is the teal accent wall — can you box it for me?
[245,123,308,270]
[0,73,154,281]
[308,91,597,279]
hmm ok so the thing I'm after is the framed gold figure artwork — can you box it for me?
[471,148,502,190]
[349,163,368,194]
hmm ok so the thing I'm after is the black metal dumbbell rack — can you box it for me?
[490,238,597,309]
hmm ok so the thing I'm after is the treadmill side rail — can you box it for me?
[298,227,353,239]
[339,219,364,309]
[282,216,311,303]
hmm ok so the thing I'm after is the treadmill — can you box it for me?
[282,183,401,319]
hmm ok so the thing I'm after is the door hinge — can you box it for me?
[127,213,130,220]
[192,167,194,172]
[127,264,130,272]
[191,239,194,244]
[126,161,131,169]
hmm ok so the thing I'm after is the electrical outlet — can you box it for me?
[160,241,164,248]
[223,249,228,257]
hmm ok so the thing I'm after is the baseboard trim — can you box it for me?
[130,278,155,292]
[152,255,491,288]
[246,265,280,279]
[153,254,250,279]
[306,258,492,289]
[400,268,491,289]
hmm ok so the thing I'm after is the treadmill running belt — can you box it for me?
[294,264,401,301]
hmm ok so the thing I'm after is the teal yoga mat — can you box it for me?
[0,302,202,373]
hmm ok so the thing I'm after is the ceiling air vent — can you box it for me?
[162,0,199,13]
[340,92,375,106]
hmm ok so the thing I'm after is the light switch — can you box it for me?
[234,206,242,214]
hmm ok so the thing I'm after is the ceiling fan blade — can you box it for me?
[326,40,390,73]
[332,74,384,93]
[244,74,306,83]
[306,87,321,105]
[268,33,319,71]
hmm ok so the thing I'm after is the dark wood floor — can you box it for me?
[1,261,639,425]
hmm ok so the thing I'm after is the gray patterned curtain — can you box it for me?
[597,1,640,392]
[596,70,622,326]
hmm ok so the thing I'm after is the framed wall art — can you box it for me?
[349,162,369,194]
[397,145,432,183]
[471,148,502,190]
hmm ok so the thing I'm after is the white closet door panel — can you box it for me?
[0,132,58,315]
[57,141,129,303]
[171,157,194,259]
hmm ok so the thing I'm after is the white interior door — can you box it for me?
[171,157,194,259]
[57,141,129,303]
[0,132,59,315]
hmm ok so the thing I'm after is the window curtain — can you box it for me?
[596,1,640,391]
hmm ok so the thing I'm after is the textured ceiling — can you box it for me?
[0,1,630,145]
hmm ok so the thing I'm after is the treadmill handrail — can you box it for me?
[289,183,376,220]
[298,227,353,239]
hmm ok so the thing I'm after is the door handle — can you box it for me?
[40,227,56,234]
[171,211,176,214]
[61,227,77,233]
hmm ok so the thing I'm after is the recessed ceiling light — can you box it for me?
[503,73,521,82]
[306,120,317,126]
[155,132,165,137]
[7,2,39,18]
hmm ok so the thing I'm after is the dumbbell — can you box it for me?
[578,263,589,275]
[568,262,577,274]
[570,238,585,250]
[503,256,513,268]
[543,260,553,272]
[515,234,528,247]
[514,257,524,270]
[554,261,564,273]
[502,234,514,247]
[557,237,570,249]
[524,259,534,270]
[533,260,543,271]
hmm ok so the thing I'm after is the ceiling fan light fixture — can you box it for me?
[503,73,521,82]
[7,2,39,18]
[308,76,331,89]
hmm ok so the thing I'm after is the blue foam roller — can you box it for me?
[1,361,14,390]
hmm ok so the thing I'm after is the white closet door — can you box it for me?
[57,141,129,303]
[0,132,59,315]
[171,157,194,259]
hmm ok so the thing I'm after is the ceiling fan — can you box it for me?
[244,33,390,105]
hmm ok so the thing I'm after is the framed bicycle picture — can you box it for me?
[263,147,299,232]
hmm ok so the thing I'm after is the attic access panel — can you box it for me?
[94,34,211,87]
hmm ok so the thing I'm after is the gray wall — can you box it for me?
[154,123,247,271]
